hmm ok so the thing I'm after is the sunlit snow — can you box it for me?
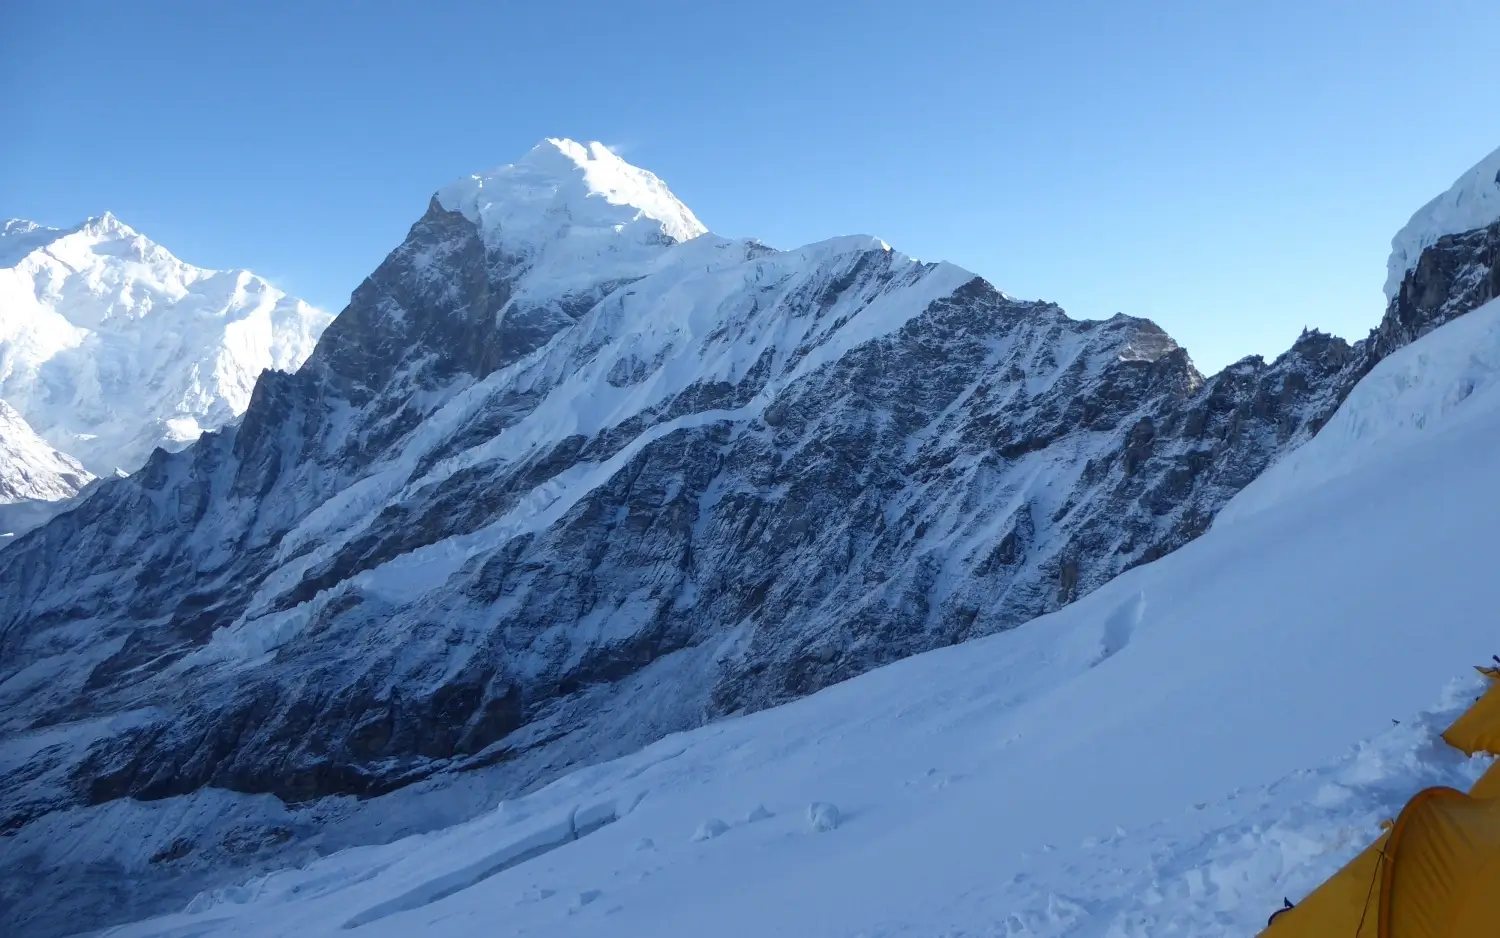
[0,214,333,474]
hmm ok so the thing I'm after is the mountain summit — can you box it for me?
[438,138,707,246]
[0,216,333,474]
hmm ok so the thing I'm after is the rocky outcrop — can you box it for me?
[2,140,1497,938]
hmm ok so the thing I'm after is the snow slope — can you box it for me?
[93,299,1500,938]
[0,215,332,474]
[1385,143,1500,299]
[0,399,91,504]
[0,400,94,540]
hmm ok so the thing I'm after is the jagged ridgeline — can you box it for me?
[1,138,1496,938]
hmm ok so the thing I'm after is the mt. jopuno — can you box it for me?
[0,215,333,478]
[1,138,1497,937]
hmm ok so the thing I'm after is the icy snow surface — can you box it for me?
[1385,144,1500,299]
[96,299,1500,938]
[0,214,332,474]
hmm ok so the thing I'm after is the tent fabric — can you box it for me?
[1260,833,1387,936]
[1379,786,1500,938]
[1469,760,1500,801]
[1442,674,1500,757]
[1263,663,1500,937]
[1260,788,1500,937]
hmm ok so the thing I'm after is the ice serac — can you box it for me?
[2,139,1499,937]
[0,214,333,475]
[1385,144,1500,300]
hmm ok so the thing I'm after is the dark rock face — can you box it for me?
[1377,220,1500,360]
[1,200,1495,936]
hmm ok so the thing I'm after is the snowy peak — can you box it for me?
[0,215,333,474]
[4,211,139,249]
[75,211,137,237]
[436,138,708,253]
[1,212,192,307]
[0,219,68,268]
[1386,144,1500,299]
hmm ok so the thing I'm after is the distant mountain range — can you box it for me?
[0,215,331,479]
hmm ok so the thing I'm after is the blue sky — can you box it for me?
[4,0,1498,373]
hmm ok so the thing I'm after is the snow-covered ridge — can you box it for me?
[0,213,333,474]
[1220,295,1500,526]
[7,137,1500,937]
[1385,144,1500,299]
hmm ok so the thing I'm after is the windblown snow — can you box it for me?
[0,215,332,474]
[1385,143,1500,299]
[95,298,1500,938]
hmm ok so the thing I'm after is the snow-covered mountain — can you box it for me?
[0,400,94,539]
[1,139,1497,937]
[0,215,333,475]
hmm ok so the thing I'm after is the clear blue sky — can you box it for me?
[4,1,1498,373]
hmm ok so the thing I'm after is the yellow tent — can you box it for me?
[1261,787,1500,937]
[1263,663,1500,936]
[1379,786,1500,937]
[1471,760,1500,801]
[1260,829,1387,936]
[1442,669,1500,757]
